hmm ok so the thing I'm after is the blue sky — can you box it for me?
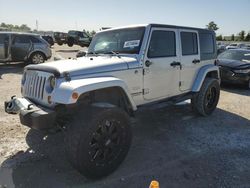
[0,0,249,35]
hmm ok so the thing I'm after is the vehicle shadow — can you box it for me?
[221,83,250,96]
[1,104,250,188]
[56,50,80,53]
[0,62,25,79]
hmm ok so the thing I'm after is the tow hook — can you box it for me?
[4,96,33,114]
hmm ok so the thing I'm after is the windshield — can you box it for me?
[218,50,250,62]
[88,27,145,54]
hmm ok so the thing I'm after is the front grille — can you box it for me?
[23,71,48,100]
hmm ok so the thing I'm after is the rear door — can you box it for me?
[143,28,181,100]
[11,35,32,61]
[0,34,10,61]
[179,30,201,91]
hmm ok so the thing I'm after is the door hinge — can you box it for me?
[143,88,149,95]
[179,81,182,87]
[143,69,146,75]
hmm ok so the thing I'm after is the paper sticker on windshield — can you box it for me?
[124,40,140,48]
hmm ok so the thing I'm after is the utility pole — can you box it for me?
[75,21,78,30]
[36,20,38,31]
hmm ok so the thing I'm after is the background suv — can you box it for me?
[0,32,52,64]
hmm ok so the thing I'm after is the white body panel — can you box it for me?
[21,24,219,111]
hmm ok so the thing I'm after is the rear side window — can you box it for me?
[13,35,30,44]
[181,32,198,55]
[148,30,176,58]
[200,33,214,54]
[30,36,42,43]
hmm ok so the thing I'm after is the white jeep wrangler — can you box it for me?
[5,24,220,178]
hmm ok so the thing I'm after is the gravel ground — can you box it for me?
[0,44,249,188]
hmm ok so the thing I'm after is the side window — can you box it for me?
[181,32,198,55]
[148,30,176,58]
[0,34,9,44]
[30,36,42,43]
[13,35,30,44]
[200,33,214,54]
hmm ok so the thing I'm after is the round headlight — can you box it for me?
[49,76,56,89]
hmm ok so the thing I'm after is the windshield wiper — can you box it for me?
[103,51,119,55]
[104,51,121,58]
[87,52,97,55]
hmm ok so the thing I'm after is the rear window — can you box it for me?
[30,36,42,43]
[181,32,198,55]
[200,33,214,54]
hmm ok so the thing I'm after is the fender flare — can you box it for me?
[52,77,137,111]
[192,64,220,92]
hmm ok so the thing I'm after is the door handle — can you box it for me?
[170,61,181,67]
[145,60,153,67]
[192,59,200,64]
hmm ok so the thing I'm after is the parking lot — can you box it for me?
[0,44,250,188]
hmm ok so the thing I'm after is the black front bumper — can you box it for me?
[19,107,56,130]
[220,68,249,85]
[5,97,56,130]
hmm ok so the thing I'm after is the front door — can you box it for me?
[143,28,181,100]
[0,34,10,61]
[11,35,32,61]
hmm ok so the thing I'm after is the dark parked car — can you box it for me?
[42,35,54,46]
[0,32,52,64]
[54,32,67,45]
[67,30,92,47]
[218,49,250,88]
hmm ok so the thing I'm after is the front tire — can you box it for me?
[65,106,132,178]
[191,78,220,116]
[57,40,63,46]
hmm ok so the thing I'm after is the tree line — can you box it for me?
[0,22,31,31]
[206,21,250,41]
[0,22,96,37]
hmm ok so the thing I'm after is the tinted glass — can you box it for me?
[181,32,198,55]
[88,27,145,54]
[200,33,214,54]
[0,34,9,44]
[148,30,176,58]
[30,36,42,43]
[14,35,30,44]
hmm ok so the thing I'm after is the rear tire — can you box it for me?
[191,78,220,116]
[30,52,45,64]
[65,106,132,178]
[67,38,74,47]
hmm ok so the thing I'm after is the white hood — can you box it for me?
[26,55,139,77]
